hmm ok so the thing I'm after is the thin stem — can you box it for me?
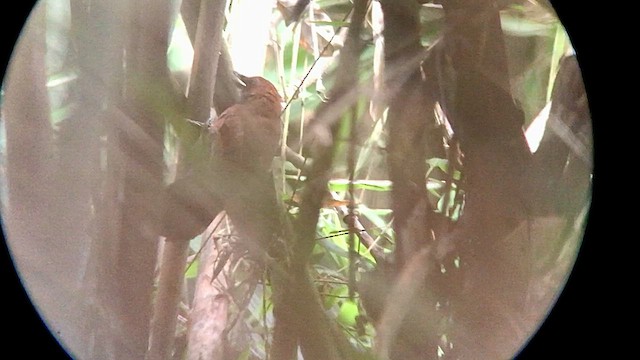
[347,104,358,299]
[280,6,354,116]
[184,211,227,275]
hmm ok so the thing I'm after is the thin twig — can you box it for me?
[280,6,355,116]
[347,100,358,299]
[184,211,227,275]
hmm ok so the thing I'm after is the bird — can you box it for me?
[208,74,283,174]
[162,74,283,254]
[207,74,283,255]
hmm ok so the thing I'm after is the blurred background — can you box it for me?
[1,1,594,359]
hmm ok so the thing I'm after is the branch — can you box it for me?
[379,0,439,270]
[186,0,228,122]
[116,0,176,356]
[149,2,229,359]
[285,146,313,173]
[440,1,533,357]
[181,0,240,115]
[528,55,591,217]
[186,212,230,360]
[212,43,241,114]
[335,206,387,264]
[374,247,434,360]
[296,0,368,266]
[147,241,190,360]
[271,2,371,360]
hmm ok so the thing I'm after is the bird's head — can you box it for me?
[234,73,283,118]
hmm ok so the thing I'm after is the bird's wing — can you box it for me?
[209,105,245,158]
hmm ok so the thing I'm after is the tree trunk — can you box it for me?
[366,1,446,358]
[186,214,230,360]
[442,1,533,358]
[69,1,140,358]
[2,4,98,358]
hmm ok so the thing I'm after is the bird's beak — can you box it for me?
[233,71,248,88]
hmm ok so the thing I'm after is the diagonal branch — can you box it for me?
[440,1,533,358]
[269,2,371,360]
[296,0,368,265]
[379,0,441,270]
[149,2,229,360]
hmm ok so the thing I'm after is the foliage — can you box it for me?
[161,1,571,358]
[21,0,579,359]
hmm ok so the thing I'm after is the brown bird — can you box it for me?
[209,74,283,173]
[208,74,283,254]
[162,74,283,252]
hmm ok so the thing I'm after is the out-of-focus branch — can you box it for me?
[186,212,230,360]
[149,1,229,359]
[212,44,241,113]
[337,210,387,264]
[374,247,435,360]
[147,240,190,360]
[370,1,385,122]
[181,0,240,115]
[379,0,438,270]
[285,146,312,172]
[354,2,446,359]
[186,0,227,122]
[441,1,533,358]
[271,2,370,360]
[116,0,176,357]
[297,0,367,252]
[528,55,591,217]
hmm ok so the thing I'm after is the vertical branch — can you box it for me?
[374,247,433,360]
[109,0,176,357]
[360,1,448,358]
[269,2,370,359]
[181,2,232,360]
[297,0,367,263]
[186,213,230,360]
[149,1,229,359]
[280,23,303,194]
[144,2,187,358]
[369,1,385,122]
[147,240,190,360]
[1,3,84,355]
[3,4,54,268]
[379,0,438,268]
[529,54,591,217]
[347,105,358,299]
[67,0,132,357]
[180,0,240,114]
[4,6,104,359]
[441,1,533,358]
[187,0,228,122]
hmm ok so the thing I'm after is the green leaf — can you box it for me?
[184,259,199,279]
[328,179,393,192]
[51,103,77,124]
[427,179,446,193]
[547,24,570,101]
[500,14,556,37]
[358,205,393,237]
[318,237,350,258]
[426,157,449,172]
[337,300,359,327]
[307,20,351,27]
